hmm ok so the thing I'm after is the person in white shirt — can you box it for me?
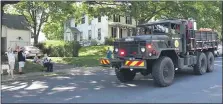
[6,47,16,78]
[42,54,53,72]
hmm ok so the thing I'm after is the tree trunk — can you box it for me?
[34,35,38,46]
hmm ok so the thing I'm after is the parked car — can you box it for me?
[23,46,43,58]
[214,44,222,57]
[79,40,91,46]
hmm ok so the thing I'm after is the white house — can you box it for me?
[64,14,137,44]
[1,14,31,53]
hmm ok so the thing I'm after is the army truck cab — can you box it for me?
[104,18,218,87]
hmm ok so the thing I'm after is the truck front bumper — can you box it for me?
[121,60,147,69]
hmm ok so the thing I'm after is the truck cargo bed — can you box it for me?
[188,31,218,50]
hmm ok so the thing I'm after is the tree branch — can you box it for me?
[21,11,33,27]
[37,11,45,37]
[145,3,169,22]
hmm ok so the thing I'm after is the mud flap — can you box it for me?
[99,58,111,67]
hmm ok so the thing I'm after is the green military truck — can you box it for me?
[102,18,218,87]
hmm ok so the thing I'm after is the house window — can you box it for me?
[111,27,117,38]
[98,28,101,40]
[88,30,92,40]
[113,15,120,22]
[81,16,85,24]
[98,17,101,22]
[126,16,132,24]
[80,32,83,41]
[119,28,122,38]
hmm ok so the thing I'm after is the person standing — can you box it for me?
[106,47,112,60]
[17,47,26,74]
[6,47,16,78]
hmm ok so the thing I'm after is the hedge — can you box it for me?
[104,37,115,45]
[36,40,81,57]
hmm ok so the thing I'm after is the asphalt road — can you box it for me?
[1,57,222,103]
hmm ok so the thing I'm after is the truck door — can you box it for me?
[171,23,182,52]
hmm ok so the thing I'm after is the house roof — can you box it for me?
[2,13,30,30]
[70,27,80,33]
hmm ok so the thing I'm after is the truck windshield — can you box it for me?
[136,23,169,35]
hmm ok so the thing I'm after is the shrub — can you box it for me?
[37,40,81,57]
[79,45,113,56]
[104,37,114,45]
[90,39,98,46]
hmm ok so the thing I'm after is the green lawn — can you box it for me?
[51,45,113,67]
[2,61,44,75]
[51,55,105,67]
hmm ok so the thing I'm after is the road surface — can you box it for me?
[1,57,222,103]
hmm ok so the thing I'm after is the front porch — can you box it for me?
[108,22,136,39]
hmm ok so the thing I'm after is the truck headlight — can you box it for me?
[141,47,145,52]
[115,48,118,52]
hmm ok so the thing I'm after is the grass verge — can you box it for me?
[51,55,105,67]
[2,61,44,75]
[51,45,113,67]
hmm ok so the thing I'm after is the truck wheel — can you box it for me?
[152,56,175,87]
[193,52,207,75]
[115,67,136,82]
[205,52,214,72]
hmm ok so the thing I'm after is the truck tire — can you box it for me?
[115,67,136,82]
[152,56,175,87]
[205,52,214,72]
[193,52,207,75]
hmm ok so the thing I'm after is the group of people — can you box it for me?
[5,46,112,76]
[33,54,53,72]
[5,46,54,75]
[6,47,26,75]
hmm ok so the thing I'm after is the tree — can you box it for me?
[83,1,174,24]
[42,2,84,40]
[11,1,52,45]
[159,1,222,39]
